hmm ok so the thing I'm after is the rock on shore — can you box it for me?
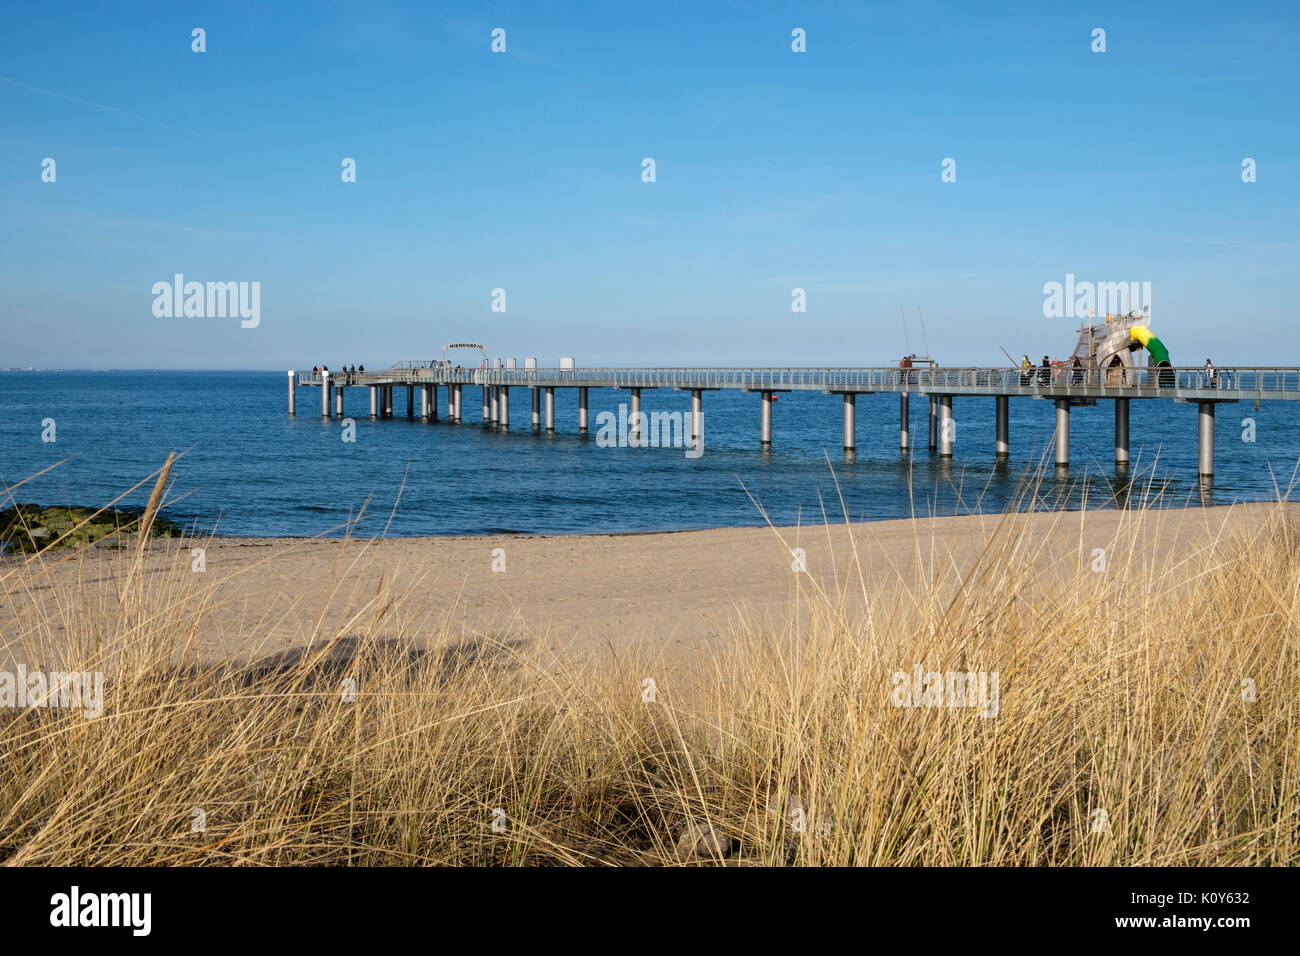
[0,504,180,554]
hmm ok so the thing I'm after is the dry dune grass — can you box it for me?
[0,461,1297,866]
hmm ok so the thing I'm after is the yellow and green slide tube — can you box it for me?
[1129,326,1171,366]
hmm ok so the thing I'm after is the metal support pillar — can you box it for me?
[843,393,856,450]
[630,388,641,445]
[369,386,378,418]
[287,370,296,416]
[760,391,773,446]
[499,387,509,428]
[321,373,330,416]
[1198,401,1215,479]
[578,387,588,432]
[1115,398,1129,467]
[995,395,1009,458]
[1054,398,1070,468]
[545,387,555,431]
[899,393,909,450]
[939,396,953,457]
[691,389,702,441]
[531,388,541,429]
[929,395,938,450]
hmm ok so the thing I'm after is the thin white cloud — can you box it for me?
[0,74,218,141]
[15,213,231,240]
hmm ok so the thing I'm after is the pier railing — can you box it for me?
[298,366,1300,401]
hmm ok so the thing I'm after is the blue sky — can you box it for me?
[1,0,1296,369]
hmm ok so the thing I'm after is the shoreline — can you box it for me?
[11,491,1275,553]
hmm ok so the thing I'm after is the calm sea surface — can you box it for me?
[2,371,1295,538]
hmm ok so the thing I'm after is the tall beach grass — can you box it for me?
[0,460,1296,866]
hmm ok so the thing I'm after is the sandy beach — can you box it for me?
[3,502,1284,672]
[3,500,1295,868]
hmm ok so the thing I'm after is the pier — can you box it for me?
[288,363,1300,482]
